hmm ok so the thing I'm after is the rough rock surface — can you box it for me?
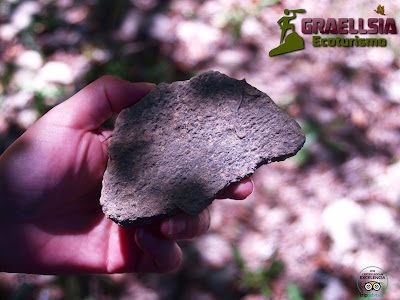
[100,71,305,226]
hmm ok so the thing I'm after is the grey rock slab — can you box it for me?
[100,71,305,226]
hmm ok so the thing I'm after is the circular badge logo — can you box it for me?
[357,266,388,297]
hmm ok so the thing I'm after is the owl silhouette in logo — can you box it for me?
[374,5,386,15]
[364,281,381,291]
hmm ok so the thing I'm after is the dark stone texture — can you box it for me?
[100,71,305,226]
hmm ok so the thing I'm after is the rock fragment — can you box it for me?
[100,71,305,226]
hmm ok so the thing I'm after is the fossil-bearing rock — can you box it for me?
[100,71,305,226]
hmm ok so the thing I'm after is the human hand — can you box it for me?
[0,76,253,274]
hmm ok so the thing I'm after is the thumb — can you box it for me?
[42,76,155,131]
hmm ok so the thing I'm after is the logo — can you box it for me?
[269,8,397,56]
[357,266,388,298]
[374,5,386,16]
[364,281,381,291]
[269,9,306,56]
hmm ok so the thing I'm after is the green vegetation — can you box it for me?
[286,282,305,300]
[232,245,284,297]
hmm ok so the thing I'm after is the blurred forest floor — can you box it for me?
[1,0,400,299]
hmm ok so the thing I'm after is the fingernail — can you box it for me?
[167,218,186,235]
[249,177,255,195]
[135,82,156,89]
[143,82,156,88]
[127,82,156,97]
[234,178,254,200]
[242,177,254,192]
[173,219,186,235]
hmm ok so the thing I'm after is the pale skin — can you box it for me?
[0,76,253,274]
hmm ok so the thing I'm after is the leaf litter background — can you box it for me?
[1,0,400,299]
